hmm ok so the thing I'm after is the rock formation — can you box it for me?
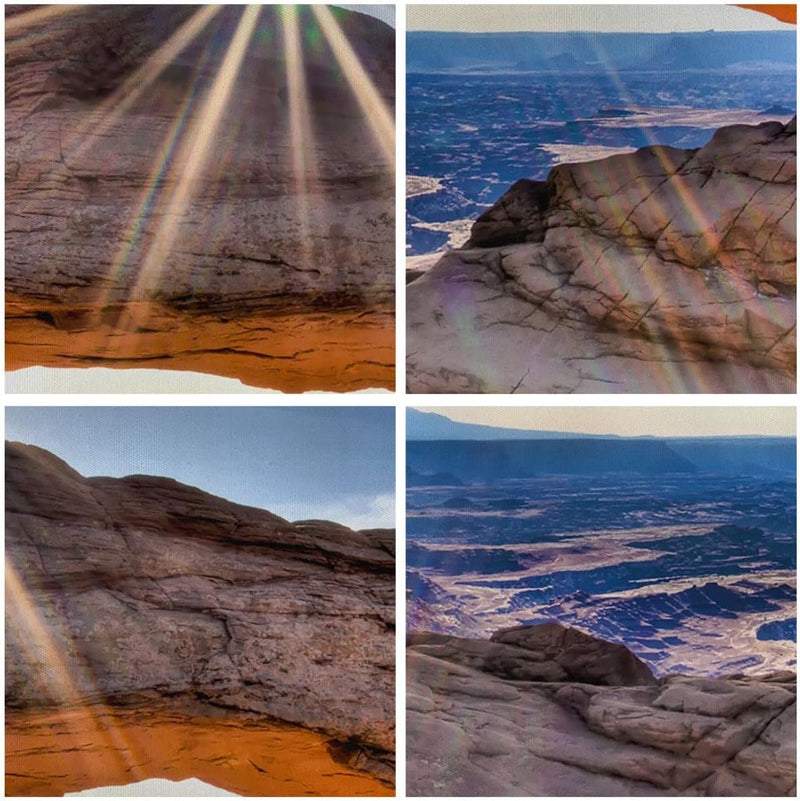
[407,118,796,393]
[5,442,395,791]
[407,623,796,796]
[6,5,395,391]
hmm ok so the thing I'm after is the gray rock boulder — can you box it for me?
[491,621,658,686]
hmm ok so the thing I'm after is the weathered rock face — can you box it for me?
[5,442,395,778]
[409,624,657,686]
[408,624,796,796]
[407,118,796,393]
[6,5,395,391]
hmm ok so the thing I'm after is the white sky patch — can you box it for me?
[5,367,391,395]
[67,778,238,796]
[415,406,797,437]
[276,492,395,531]
[407,5,795,33]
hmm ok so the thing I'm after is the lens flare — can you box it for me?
[281,4,321,263]
[127,5,261,305]
[311,4,395,167]
[6,558,144,782]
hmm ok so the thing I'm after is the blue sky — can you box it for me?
[6,407,395,529]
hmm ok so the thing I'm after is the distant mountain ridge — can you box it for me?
[407,439,696,481]
[407,412,795,479]
[408,30,796,73]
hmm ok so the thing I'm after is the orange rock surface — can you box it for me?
[6,703,393,797]
[735,5,796,25]
[6,296,394,392]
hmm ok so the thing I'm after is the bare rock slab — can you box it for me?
[407,625,796,796]
[407,118,796,393]
[6,442,395,775]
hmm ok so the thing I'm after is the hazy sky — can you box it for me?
[6,407,395,529]
[407,4,795,32]
[341,4,396,27]
[416,407,796,437]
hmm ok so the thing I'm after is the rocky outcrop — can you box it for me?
[6,5,395,391]
[408,624,796,796]
[407,118,796,393]
[5,442,395,782]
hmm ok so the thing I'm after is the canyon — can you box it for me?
[6,5,395,391]
[6,441,395,795]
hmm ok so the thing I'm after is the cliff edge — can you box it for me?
[407,624,796,796]
[407,118,796,393]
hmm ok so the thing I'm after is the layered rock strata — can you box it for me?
[407,118,796,393]
[6,442,395,790]
[6,5,395,391]
[407,624,796,796]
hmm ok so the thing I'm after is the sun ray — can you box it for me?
[5,4,86,37]
[556,40,776,390]
[5,558,143,783]
[90,39,219,328]
[125,5,261,309]
[311,4,394,168]
[281,5,321,265]
[44,6,221,182]
[6,4,223,235]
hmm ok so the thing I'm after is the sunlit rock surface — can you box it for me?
[407,624,796,796]
[6,5,395,391]
[8,704,391,797]
[5,442,395,794]
[407,118,795,393]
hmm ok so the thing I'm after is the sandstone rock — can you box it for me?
[5,442,395,774]
[466,179,551,247]
[407,627,796,795]
[407,118,796,393]
[491,621,657,686]
[6,5,395,391]
[7,702,393,797]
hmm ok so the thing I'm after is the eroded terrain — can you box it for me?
[408,470,795,676]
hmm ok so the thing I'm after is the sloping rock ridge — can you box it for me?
[6,5,395,391]
[407,623,796,796]
[407,118,796,393]
[5,442,395,781]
